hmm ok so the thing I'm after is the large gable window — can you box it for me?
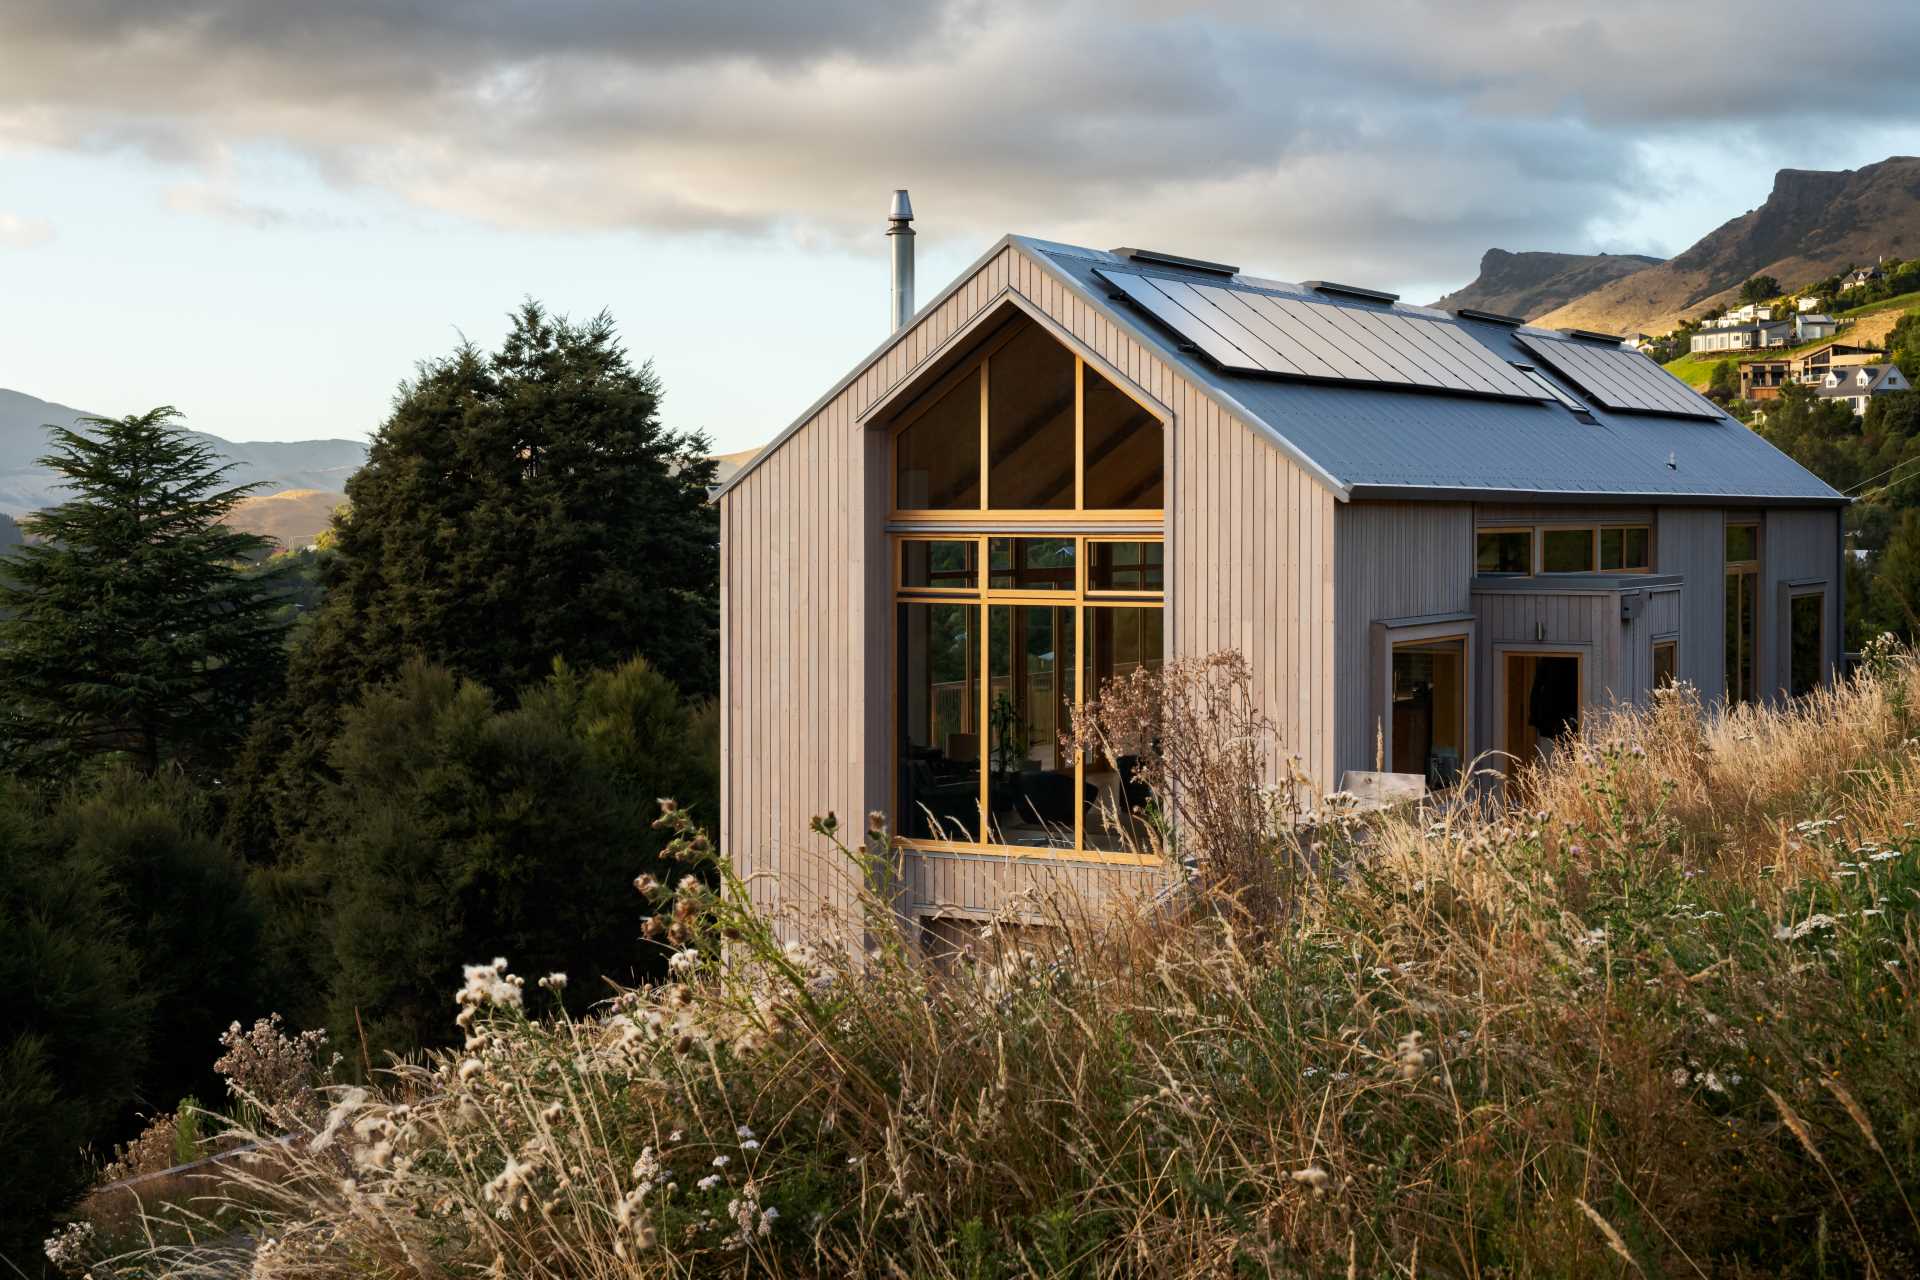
[892,317,1164,517]
[895,533,1164,862]
[891,317,1165,862]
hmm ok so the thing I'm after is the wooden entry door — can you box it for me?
[1502,652,1582,767]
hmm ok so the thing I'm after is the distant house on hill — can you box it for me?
[1738,341,1884,400]
[1793,312,1839,342]
[1842,262,1884,291]
[1815,363,1909,415]
[717,199,1845,930]
[1690,319,1792,354]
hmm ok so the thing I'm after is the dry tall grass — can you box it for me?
[67,648,1920,1279]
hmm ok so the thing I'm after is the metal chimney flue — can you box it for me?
[887,189,915,333]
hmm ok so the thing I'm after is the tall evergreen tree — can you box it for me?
[0,408,284,778]
[304,302,718,699]
[228,303,718,858]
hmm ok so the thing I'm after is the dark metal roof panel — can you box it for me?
[1029,238,1844,504]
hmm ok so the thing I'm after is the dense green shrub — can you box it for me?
[46,769,266,1117]
[0,786,146,1270]
[279,657,716,1063]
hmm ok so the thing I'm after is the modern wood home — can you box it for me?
[714,197,1846,931]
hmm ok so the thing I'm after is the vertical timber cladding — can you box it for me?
[1656,508,1727,700]
[1333,502,1476,780]
[719,241,1340,931]
[1763,507,1842,696]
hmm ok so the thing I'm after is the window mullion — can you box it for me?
[978,354,990,513]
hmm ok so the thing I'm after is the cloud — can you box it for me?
[0,212,53,247]
[1,0,1916,284]
[163,182,360,230]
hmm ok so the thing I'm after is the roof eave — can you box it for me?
[1344,482,1849,508]
[711,233,1026,502]
[1011,237,1352,500]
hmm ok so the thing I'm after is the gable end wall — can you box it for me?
[720,245,1337,929]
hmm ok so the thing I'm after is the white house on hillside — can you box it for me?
[1816,363,1908,415]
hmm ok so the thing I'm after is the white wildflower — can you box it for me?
[1290,1166,1331,1194]
[1774,914,1840,941]
[538,972,568,991]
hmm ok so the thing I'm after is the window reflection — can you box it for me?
[1083,364,1163,509]
[1393,639,1465,789]
[987,323,1076,510]
[984,604,1079,848]
[895,369,980,510]
[988,537,1075,591]
[1089,541,1164,592]
[896,602,981,841]
[1081,606,1165,852]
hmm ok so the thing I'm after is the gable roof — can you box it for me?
[1816,364,1904,395]
[719,235,1844,507]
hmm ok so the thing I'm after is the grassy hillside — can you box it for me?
[224,487,345,551]
[68,647,1920,1279]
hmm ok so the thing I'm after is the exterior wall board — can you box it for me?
[1764,507,1842,697]
[1333,502,1474,778]
[1655,508,1726,698]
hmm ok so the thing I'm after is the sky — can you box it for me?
[2,2,1918,455]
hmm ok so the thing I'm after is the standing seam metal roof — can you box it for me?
[713,234,1844,506]
[1027,238,1843,505]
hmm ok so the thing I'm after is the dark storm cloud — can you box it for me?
[2,0,1916,285]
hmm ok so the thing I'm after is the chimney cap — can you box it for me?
[889,189,914,222]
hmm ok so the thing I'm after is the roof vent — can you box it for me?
[1306,280,1400,305]
[1453,307,1526,327]
[1111,247,1238,277]
[1561,327,1624,345]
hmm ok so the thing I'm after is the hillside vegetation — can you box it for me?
[224,487,346,551]
[74,648,1920,1279]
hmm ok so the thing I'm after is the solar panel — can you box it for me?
[1510,362,1592,415]
[1516,334,1720,419]
[1095,267,1546,403]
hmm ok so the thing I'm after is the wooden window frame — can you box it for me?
[1598,523,1653,573]
[1474,526,1533,577]
[889,321,1166,524]
[1491,642,1590,773]
[1368,616,1475,782]
[1779,579,1828,699]
[1538,524,1600,574]
[1651,636,1679,691]
[892,531,1164,866]
[1477,522,1654,576]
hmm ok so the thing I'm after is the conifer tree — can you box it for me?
[0,407,285,777]
[226,303,717,858]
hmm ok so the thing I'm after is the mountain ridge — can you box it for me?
[0,387,368,517]
[1428,248,1665,320]
[1533,156,1920,334]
